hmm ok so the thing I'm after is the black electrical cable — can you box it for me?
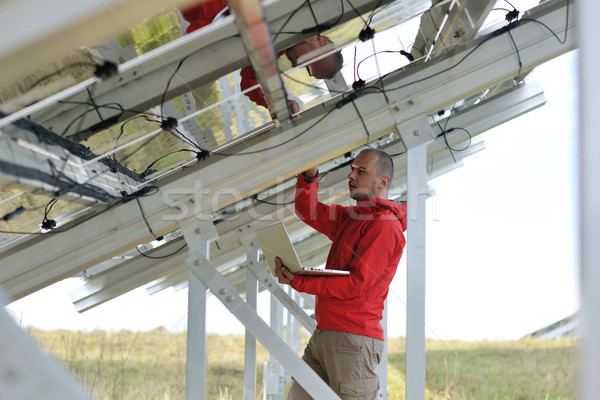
[377,32,498,93]
[345,0,368,24]
[351,99,370,137]
[160,55,190,120]
[61,101,126,138]
[0,186,158,236]
[40,198,59,230]
[506,28,522,82]
[1,206,25,221]
[356,50,415,82]
[305,0,322,34]
[136,197,156,238]
[58,99,156,118]
[86,87,105,126]
[212,106,337,157]
[388,150,406,157]
[520,0,569,45]
[135,242,188,259]
[254,196,295,206]
[364,0,384,28]
[140,149,198,177]
[274,0,345,37]
[503,0,517,10]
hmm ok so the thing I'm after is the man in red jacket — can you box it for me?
[275,148,407,399]
[182,0,343,111]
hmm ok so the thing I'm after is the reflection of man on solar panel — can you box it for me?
[181,0,343,113]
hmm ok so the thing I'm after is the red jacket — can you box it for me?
[291,173,407,340]
[182,0,273,108]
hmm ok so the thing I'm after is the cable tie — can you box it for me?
[493,20,520,36]
[336,91,363,108]
[302,23,332,34]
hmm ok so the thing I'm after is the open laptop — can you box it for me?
[255,222,350,276]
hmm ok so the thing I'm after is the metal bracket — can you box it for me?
[391,97,437,151]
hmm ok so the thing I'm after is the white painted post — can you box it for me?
[185,269,208,400]
[180,220,218,400]
[244,267,258,400]
[237,225,260,400]
[376,299,389,399]
[578,1,600,399]
[406,142,428,400]
[267,288,285,400]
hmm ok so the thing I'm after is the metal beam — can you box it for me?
[0,2,570,300]
[1,0,393,139]
[228,0,292,123]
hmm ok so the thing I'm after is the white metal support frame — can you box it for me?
[185,241,341,399]
[375,299,389,399]
[1,1,574,301]
[237,227,261,400]
[578,0,600,399]
[405,142,430,400]
[180,219,219,400]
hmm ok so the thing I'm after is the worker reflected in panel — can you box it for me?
[181,0,343,115]
[275,149,407,399]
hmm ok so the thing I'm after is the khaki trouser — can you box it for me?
[287,329,384,400]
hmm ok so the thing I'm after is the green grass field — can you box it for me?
[27,328,577,400]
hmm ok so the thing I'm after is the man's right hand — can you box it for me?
[275,257,295,285]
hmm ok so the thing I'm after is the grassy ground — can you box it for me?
[27,328,577,400]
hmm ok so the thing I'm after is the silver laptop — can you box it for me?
[255,222,350,276]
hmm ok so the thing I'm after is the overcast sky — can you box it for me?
[4,48,579,341]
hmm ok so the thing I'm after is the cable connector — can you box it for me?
[506,9,520,22]
[352,79,366,91]
[493,20,520,36]
[161,117,178,131]
[94,61,118,79]
[358,26,375,42]
[400,50,414,62]
[302,23,332,34]
[435,127,455,138]
[195,149,210,162]
[41,219,57,231]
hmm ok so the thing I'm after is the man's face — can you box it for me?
[347,151,387,200]
[286,36,338,79]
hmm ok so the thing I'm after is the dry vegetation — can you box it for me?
[27,328,577,400]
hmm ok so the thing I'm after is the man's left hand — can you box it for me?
[275,256,295,285]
